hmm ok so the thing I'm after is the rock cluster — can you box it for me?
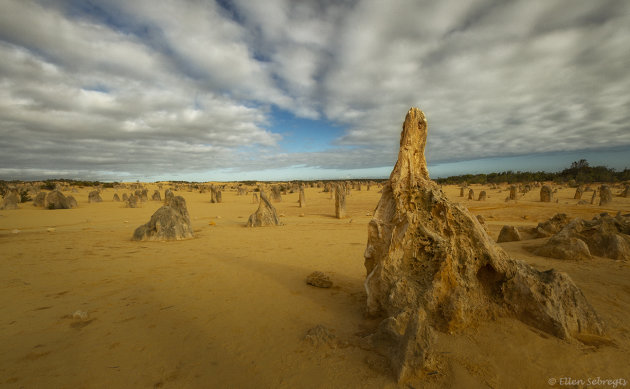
[363,108,605,382]
[534,213,630,261]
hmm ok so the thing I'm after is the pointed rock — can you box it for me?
[335,184,346,219]
[299,186,306,208]
[45,190,74,209]
[363,108,605,383]
[132,196,193,241]
[88,190,102,203]
[247,191,281,227]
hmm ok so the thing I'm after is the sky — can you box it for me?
[0,0,629,182]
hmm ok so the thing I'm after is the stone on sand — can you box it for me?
[497,225,521,243]
[246,191,281,227]
[599,185,612,206]
[152,190,161,201]
[132,196,193,241]
[363,108,605,383]
[335,184,346,219]
[306,271,332,288]
[534,213,630,261]
[88,190,102,203]
[45,190,74,210]
[540,185,552,202]
[0,191,19,210]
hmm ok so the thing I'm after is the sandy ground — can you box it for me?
[1,183,629,388]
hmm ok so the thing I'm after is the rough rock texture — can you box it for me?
[574,186,583,200]
[363,108,605,382]
[497,225,522,242]
[33,192,46,207]
[467,189,474,200]
[152,190,161,201]
[303,325,337,348]
[122,193,129,202]
[246,191,281,227]
[113,193,121,202]
[459,187,465,197]
[591,190,597,205]
[67,195,78,208]
[132,196,193,241]
[1,191,19,210]
[252,193,259,204]
[599,185,612,206]
[306,271,332,288]
[477,190,486,201]
[88,190,102,203]
[125,194,139,208]
[271,186,282,202]
[534,213,630,261]
[164,189,174,204]
[216,190,222,203]
[335,184,346,219]
[45,190,74,209]
[299,187,306,208]
[540,185,552,202]
[509,185,517,200]
[210,186,219,203]
[622,185,630,198]
[537,214,571,236]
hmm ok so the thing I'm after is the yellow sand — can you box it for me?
[1,184,629,388]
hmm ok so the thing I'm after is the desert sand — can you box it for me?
[1,184,629,388]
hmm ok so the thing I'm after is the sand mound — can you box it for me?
[132,196,193,241]
[246,191,280,227]
[534,213,630,261]
[363,108,605,382]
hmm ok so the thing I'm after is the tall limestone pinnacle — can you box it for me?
[363,108,606,383]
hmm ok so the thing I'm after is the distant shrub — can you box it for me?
[42,182,56,190]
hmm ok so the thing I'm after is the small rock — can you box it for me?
[11,229,20,234]
[497,225,521,243]
[306,271,332,288]
[47,227,56,232]
[72,310,89,321]
[303,325,336,348]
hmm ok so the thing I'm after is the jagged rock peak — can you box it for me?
[363,107,605,383]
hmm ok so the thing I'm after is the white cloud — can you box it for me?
[0,0,629,180]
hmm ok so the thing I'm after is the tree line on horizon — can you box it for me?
[435,159,630,185]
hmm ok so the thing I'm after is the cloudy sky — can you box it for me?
[0,0,629,181]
